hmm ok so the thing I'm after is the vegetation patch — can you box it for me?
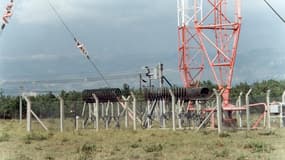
[219,132,230,138]
[61,136,69,143]
[80,143,97,154]
[14,154,33,160]
[214,148,229,158]
[130,143,140,148]
[143,144,163,153]
[258,131,276,136]
[0,132,10,142]
[236,155,247,160]
[244,141,274,153]
[24,132,48,141]
[44,155,55,160]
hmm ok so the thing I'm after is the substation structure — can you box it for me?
[21,87,285,133]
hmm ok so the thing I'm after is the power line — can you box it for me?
[47,0,77,39]
[47,0,112,88]
[264,0,285,23]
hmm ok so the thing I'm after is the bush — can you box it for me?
[130,143,140,148]
[143,144,163,152]
[81,143,97,154]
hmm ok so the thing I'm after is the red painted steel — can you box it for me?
[192,0,242,107]
[178,24,204,88]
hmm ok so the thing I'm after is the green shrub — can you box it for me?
[81,143,96,154]
[143,144,163,152]
[130,143,140,148]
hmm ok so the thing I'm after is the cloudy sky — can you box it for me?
[0,0,285,93]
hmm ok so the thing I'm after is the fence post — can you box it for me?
[92,94,99,131]
[266,90,271,129]
[177,99,182,129]
[19,95,22,124]
[75,116,79,131]
[147,100,151,128]
[130,92,136,131]
[280,91,285,127]
[162,99,166,128]
[122,96,130,128]
[23,96,31,132]
[213,89,222,134]
[169,88,176,131]
[105,101,110,129]
[237,92,243,128]
[57,96,64,133]
[246,89,252,131]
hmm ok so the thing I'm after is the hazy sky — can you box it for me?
[0,0,285,92]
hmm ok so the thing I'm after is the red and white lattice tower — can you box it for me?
[178,0,242,107]
[177,0,204,88]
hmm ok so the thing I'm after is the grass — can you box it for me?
[0,119,284,160]
[0,132,10,142]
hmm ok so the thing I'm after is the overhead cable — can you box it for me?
[47,0,111,88]
[264,0,285,23]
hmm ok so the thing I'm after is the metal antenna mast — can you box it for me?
[194,0,242,107]
[177,0,204,88]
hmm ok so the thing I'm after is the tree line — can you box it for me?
[1,79,285,119]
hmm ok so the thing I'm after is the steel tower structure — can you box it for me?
[177,0,204,88]
[178,0,242,107]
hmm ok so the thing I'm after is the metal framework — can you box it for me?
[177,0,204,88]
[178,0,242,107]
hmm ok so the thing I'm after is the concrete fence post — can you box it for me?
[266,90,271,129]
[75,116,79,131]
[19,95,22,124]
[246,89,252,131]
[92,94,99,131]
[122,96,130,128]
[23,96,31,132]
[213,89,222,134]
[169,88,176,131]
[237,92,243,128]
[57,96,64,132]
[130,92,136,131]
[282,91,285,127]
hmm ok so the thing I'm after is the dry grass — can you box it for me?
[0,119,285,160]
